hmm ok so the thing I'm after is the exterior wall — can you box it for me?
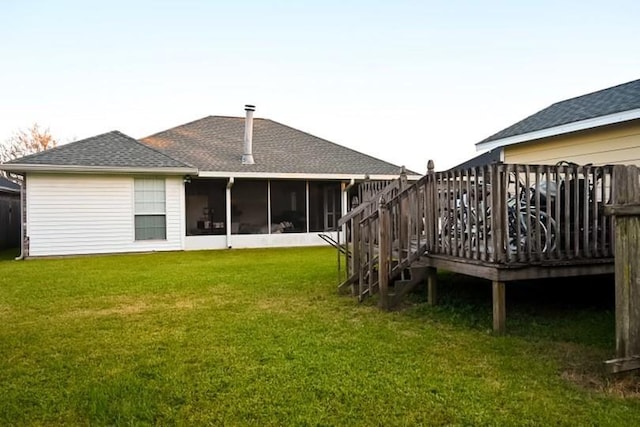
[26,174,184,256]
[504,120,640,166]
[184,232,336,251]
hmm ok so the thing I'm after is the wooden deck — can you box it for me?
[338,162,619,333]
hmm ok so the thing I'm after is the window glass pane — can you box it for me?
[135,215,166,240]
[134,178,165,214]
[185,179,227,236]
[231,180,268,234]
[270,180,307,233]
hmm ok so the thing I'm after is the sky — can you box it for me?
[1,0,639,172]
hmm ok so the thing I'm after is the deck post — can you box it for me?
[378,196,390,310]
[426,267,437,306]
[351,196,361,297]
[604,165,640,373]
[492,280,506,334]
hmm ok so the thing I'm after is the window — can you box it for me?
[134,178,166,240]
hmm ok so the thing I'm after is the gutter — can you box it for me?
[0,164,198,175]
[476,107,640,152]
[226,177,234,248]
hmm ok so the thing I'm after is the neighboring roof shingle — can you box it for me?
[5,131,191,169]
[0,176,20,193]
[449,149,501,171]
[142,116,409,175]
[479,78,640,145]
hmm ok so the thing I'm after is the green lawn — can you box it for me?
[1,247,638,426]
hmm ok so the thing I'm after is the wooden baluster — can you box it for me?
[378,197,390,310]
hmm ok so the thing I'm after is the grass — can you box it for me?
[1,247,639,426]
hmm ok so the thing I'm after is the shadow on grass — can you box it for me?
[406,272,638,396]
[409,272,615,348]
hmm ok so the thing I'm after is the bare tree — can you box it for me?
[1,124,58,178]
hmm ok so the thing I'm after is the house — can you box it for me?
[0,176,21,250]
[476,78,640,165]
[0,106,419,257]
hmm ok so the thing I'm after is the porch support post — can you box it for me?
[226,177,234,248]
[492,280,506,334]
[426,267,437,306]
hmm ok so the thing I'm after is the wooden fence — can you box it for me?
[604,165,640,373]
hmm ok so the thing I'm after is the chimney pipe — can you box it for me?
[242,104,255,165]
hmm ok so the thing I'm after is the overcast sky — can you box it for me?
[1,0,639,172]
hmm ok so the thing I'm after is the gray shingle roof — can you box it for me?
[479,78,640,145]
[142,116,409,175]
[0,176,20,193]
[5,131,191,169]
[449,149,501,171]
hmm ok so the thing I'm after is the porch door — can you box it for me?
[323,186,340,230]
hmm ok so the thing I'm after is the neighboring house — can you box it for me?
[0,106,419,257]
[0,176,21,250]
[448,149,501,171]
[476,78,640,165]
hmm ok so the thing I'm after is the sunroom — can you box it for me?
[184,177,347,250]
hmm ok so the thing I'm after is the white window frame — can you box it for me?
[134,177,167,241]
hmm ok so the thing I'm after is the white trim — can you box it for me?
[0,185,20,194]
[197,171,422,181]
[1,164,422,181]
[476,108,640,151]
[267,179,272,235]
[305,180,310,233]
[226,178,233,248]
[0,163,197,175]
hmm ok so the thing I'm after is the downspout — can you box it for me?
[15,175,25,260]
[226,177,234,248]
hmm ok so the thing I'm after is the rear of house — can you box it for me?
[1,107,418,257]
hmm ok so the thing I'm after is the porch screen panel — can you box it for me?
[232,180,268,234]
[185,179,227,236]
[270,180,307,233]
[309,181,342,232]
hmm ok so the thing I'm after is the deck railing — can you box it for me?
[341,162,617,302]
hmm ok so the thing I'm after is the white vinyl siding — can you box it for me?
[26,174,184,256]
[504,120,640,166]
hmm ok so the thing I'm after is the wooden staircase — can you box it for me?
[337,163,436,309]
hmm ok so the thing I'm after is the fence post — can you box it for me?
[604,165,640,373]
[378,196,390,310]
[426,160,435,252]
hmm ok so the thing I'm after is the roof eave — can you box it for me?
[197,171,423,180]
[476,108,640,152]
[0,164,198,175]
